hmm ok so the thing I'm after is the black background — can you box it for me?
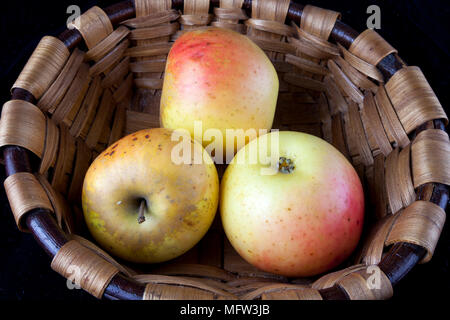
[0,0,449,301]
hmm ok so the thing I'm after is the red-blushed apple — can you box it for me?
[82,128,219,264]
[160,27,279,157]
[220,131,364,277]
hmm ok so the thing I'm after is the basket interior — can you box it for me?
[4,2,449,300]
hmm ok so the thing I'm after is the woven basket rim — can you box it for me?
[2,0,448,300]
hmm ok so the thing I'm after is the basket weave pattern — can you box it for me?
[1,0,449,300]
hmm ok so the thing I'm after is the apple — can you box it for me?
[82,128,219,264]
[160,27,279,158]
[220,131,364,277]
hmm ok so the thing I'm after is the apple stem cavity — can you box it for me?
[278,157,295,174]
[137,199,146,224]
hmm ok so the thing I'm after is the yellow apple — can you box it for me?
[82,128,219,264]
[220,131,364,277]
[160,27,279,158]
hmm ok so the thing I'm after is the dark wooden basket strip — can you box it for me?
[1,0,448,301]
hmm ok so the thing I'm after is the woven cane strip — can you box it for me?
[338,44,383,82]
[397,144,416,207]
[337,266,393,300]
[300,5,340,40]
[113,73,133,103]
[182,0,211,27]
[39,117,60,175]
[312,264,367,289]
[51,240,119,299]
[334,56,378,92]
[261,287,322,300]
[144,283,218,300]
[411,129,450,187]
[134,274,236,299]
[324,75,348,114]
[67,138,92,204]
[346,101,373,165]
[247,0,290,60]
[85,26,130,62]
[245,18,295,36]
[285,54,329,75]
[89,38,130,77]
[122,10,179,28]
[357,214,399,265]
[51,124,76,195]
[385,201,446,263]
[125,43,172,58]
[125,110,159,135]
[36,173,74,234]
[243,284,321,300]
[85,89,115,149]
[373,153,388,219]
[212,1,246,33]
[70,76,103,138]
[4,172,53,232]
[349,29,397,66]
[12,36,69,99]
[374,85,409,148]
[328,60,364,104]
[68,6,113,49]
[385,148,403,214]
[101,56,130,88]
[0,100,46,158]
[108,102,127,146]
[69,234,137,277]
[135,0,171,16]
[38,48,85,113]
[52,63,91,126]
[361,92,392,156]
[385,66,448,134]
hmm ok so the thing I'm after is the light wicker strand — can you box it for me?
[300,5,341,40]
[349,29,397,66]
[68,6,113,49]
[4,172,53,232]
[411,129,450,187]
[0,100,46,158]
[385,201,446,263]
[12,36,69,99]
[385,66,447,134]
[51,240,119,299]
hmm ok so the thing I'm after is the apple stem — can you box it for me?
[278,157,295,174]
[138,200,146,224]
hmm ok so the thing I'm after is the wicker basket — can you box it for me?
[1,0,449,300]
